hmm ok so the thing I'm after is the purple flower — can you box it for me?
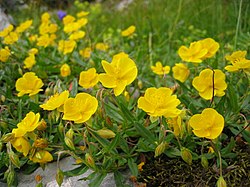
[57,10,67,20]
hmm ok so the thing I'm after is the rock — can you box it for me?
[15,157,133,187]
[0,8,11,31]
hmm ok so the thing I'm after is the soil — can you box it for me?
[137,142,250,187]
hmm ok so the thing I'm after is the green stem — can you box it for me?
[234,0,243,49]
[210,140,223,176]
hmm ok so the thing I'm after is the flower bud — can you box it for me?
[85,153,96,169]
[155,142,168,157]
[1,94,5,102]
[216,176,227,187]
[9,151,20,168]
[138,80,143,89]
[33,139,48,148]
[6,170,15,187]
[64,137,75,150]
[56,168,64,186]
[181,147,192,165]
[96,129,116,139]
[37,119,47,131]
[1,133,15,143]
[66,128,74,140]
[0,141,3,152]
[201,155,209,169]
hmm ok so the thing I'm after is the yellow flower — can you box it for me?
[151,61,170,75]
[77,18,88,27]
[29,34,38,42]
[99,52,138,96]
[79,47,92,59]
[28,48,38,55]
[60,64,71,77]
[63,15,76,25]
[15,20,33,33]
[192,69,227,100]
[41,12,50,23]
[0,46,11,62]
[69,31,85,41]
[63,93,98,123]
[3,32,19,45]
[200,38,220,59]
[24,54,36,69]
[189,108,224,139]
[63,22,81,33]
[0,24,14,37]
[178,41,207,63]
[121,25,136,37]
[12,112,40,137]
[77,11,89,17]
[58,40,76,55]
[11,137,31,156]
[30,150,53,163]
[79,68,99,89]
[172,63,190,83]
[138,87,181,118]
[95,42,109,51]
[37,34,56,48]
[40,90,69,112]
[225,50,250,73]
[15,72,44,97]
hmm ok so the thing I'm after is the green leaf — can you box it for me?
[227,84,239,113]
[104,102,124,123]
[242,130,250,143]
[88,172,107,187]
[114,171,126,187]
[117,98,136,123]
[221,137,236,155]
[106,133,120,153]
[63,164,88,177]
[70,78,78,97]
[20,163,40,175]
[165,147,181,158]
[134,123,156,144]
[128,158,138,177]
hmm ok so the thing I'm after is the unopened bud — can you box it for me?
[64,137,75,150]
[18,67,23,76]
[138,80,143,89]
[217,176,227,187]
[9,151,20,168]
[181,147,192,165]
[7,170,15,187]
[66,128,74,140]
[155,142,168,157]
[56,168,64,186]
[1,133,15,143]
[201,155,209,169]
[0,141,3,152]
[45,87,52,96]
[96,129,116,139]
[85,153,96,169]
[37,119,47,131]
[33,139,48,148]
[57,122,64,139]
[1,95,5,102]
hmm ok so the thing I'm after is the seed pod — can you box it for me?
[181,147,192,165]
[37,119,47,131]
[216,176,227,187]
[96,129,116,139]
[155,142,168,157]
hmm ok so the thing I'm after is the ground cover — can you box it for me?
[0,0,249,186]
